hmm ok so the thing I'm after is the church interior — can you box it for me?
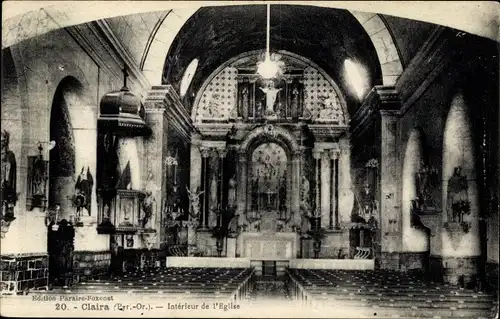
[1,2,499,317]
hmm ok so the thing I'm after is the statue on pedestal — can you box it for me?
[228,176,237,208]
[75,166,93,217]
[186,186,204,222]
[259,80,282,116]
[1,130,17,219]
[300,175,311,210]
[447,166,469,223]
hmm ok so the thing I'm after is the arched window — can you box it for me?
[344,59,368,100]
[180,58,199,98]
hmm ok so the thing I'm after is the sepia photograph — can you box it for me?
[1,1,499,317]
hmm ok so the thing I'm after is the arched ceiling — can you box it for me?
[162,5,383,116]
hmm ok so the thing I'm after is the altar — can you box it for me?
[239,232,298,260]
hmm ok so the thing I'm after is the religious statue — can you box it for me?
[31,153,48,197]
[208,176,218,227]
[241,86,249,119]
[168,198,184,221]
[447,166,469,223]
[300,175,310,210]
[1,130,17,218]
[207,93,222,118]
[291,87,300,116]
[227,176,237,208]
[300,211,311,234]
[186,186,204,221]
[358,182,377,222]
[75,166,93,216]
[260,80,282,116]
[141,190,155,228]
[228,213,239,235]
[415,161,438,208]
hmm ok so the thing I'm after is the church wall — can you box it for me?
[0,27,149,289]
[398,34,498,284]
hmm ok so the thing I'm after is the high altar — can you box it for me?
[185,51,359,260]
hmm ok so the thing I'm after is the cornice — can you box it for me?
[144,85,197,143]
[92,20,150,92]
[308,124,349,140]
[350,85,400,138]
[397,26,454,116]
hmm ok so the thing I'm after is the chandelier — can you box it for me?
[257,4,284,79]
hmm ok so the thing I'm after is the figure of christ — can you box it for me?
[259,80,282,115]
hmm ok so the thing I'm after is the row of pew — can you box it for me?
[33,267,255,301]
[287,268,498,318]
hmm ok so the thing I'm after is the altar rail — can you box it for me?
[289,259,374,270]
[166,257,252,268]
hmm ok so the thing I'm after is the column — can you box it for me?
[312,150,322,220]
[320,150,330,227]
[142,97,169,251]
[236,149,248,223]
[380,111,401,253]
[218,149,227,226]
[330,150,340,229]
[338,136,353,226]
[207,148,219,228]
[291,150,302,226]
[199,147,210,228]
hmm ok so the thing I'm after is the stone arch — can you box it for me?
[49,76,80,218]
[441,91,480,257]
[401,127,429,252]
[349,11,403,85]
[142,8,403,87]
[240,125,300,156]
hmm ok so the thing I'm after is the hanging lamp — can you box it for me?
[257,4,283,79]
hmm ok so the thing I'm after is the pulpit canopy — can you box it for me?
[98,85,151,136]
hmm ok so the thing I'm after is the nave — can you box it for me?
[27,265,498,319]
[1,2,499,318]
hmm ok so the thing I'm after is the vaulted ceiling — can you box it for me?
[161,5,383,116]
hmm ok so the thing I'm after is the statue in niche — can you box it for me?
[75,166,93,216]
[416,161,438,209]
[1,130,17,218]
[241,86,249,119]
[447,166,469,223]
[32,154,48,197]
[227,176,237,208]
[291,87,300,116]
[208,176,218,227]
[168,198,184,221]
[186,186,204,222]
[259,80,282,116]
[358,182,378,222]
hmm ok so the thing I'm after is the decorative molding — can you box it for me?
[196,123,234,137]
[144,85,196,143]
[66,22,149,93]
[308,124,349,140]
[350,85,400,139]
[397,27,453,116]
[93,20,150,91]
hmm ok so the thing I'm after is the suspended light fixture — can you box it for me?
[257,4,284,79]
